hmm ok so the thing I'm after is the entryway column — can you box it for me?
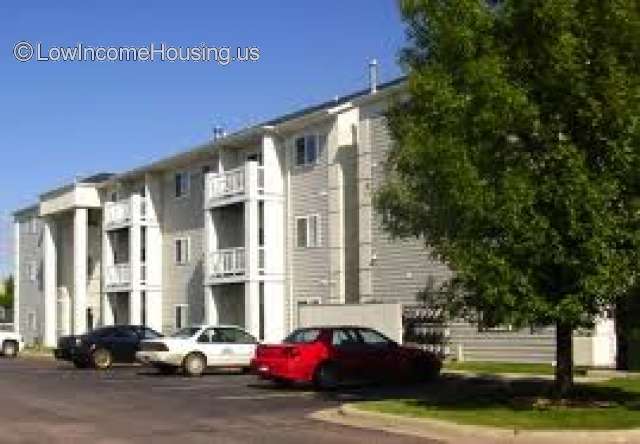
[244,162,260,337]
[43,218,57,347]
[73,208,88,334]
[129,216,142,325]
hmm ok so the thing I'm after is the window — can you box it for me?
[86,308,94,331]
[175,238,190,264]
[139,327,162,339]
[332,329,361,347]
[174,305,188,329]
[284,328,321,344]
[28,312,36,331]
[214,328,257,344]
[26,261,37,282]
[27,217,38,234]
[294,134,326,167]
[358,329,393,347]
[174,171,190,198]
[296,215,321,248]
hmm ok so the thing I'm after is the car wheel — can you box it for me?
[91,348,113,370]
[72,359,89,369]
[183,353,206,377]
[313,362,340,391]
[2,340,18,358]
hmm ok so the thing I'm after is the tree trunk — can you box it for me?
[555,322,574,397]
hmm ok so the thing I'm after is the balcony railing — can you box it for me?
[205,162,265,206]
[106,264,131,287]
[104,200,132,227]
[209,247,246,276]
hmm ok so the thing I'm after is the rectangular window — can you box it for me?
[26,261,37,282]
[86,308,94,331]
[141,292,147,327]
[28,312,36,331]
[175,238,190,265]
[294,133,325,167]
[174,171,190,198]
[296,215,321,248]
[28,217,38,234]
[175,305,188,329]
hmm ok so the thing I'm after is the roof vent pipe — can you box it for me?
[369,59,378,94]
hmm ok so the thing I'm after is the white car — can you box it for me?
[136,325,258,376]
[0,330,24,358]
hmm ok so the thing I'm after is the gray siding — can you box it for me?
[160,163,210,331]
[15,210,44,345]
[368,113,451,304]
[288,124,332,305]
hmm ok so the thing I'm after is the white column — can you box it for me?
[129,207,142,325]
[244,162,260,337]
[43,218,57,347]
[101,226,114,326]
[204,286,219,325]
[13,221,20,334]
[261,132,286,340]
[73,208,88,334]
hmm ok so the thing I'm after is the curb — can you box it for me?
[310,403,640,444]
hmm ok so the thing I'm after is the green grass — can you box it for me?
[444,361,587,376]
[357,376,640,430]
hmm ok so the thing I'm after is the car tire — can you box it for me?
[183,353,206,377]
[73,359,89,369]
[91,348,113,370]
[2,340,18,358]
[313,362,340,391]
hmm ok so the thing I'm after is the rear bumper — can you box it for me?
[250,358,312,383]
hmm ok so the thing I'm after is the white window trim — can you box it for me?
[174,237,190,265]
[26,261,37,282]
[295,214,321,248]
[293,133,326,168]
[174,171,191,200]
[174,304,188,329]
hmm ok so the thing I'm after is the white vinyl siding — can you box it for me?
[26,261,37,282]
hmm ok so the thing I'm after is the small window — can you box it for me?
[175,305,188,329]
[86,308,94,331]
[284,328,322,344]
[294,134,325,167]
[28,217,38,234]
[332,329,360,347]
[28,312,36,331]
[175,238,190,265]
[296,215,321,248]
[214,328,257,344]
[358,329,393,347]
[174,171,190,198]
[26,261,37,282]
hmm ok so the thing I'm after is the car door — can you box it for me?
[356,328,398,381]
[108,327,140,363]
[329,328,368,382]
[216,328,257,366]
[195,328,228,367]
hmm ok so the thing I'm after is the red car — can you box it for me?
[251,326,441,389]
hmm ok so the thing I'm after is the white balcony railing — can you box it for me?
[209,247,245,276]
[106,264,131,287]
[205,162,265,206]
[104,200,132,226]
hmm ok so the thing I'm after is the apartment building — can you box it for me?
[13,76,617,366]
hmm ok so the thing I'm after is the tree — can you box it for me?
[0,276,14,309]
[377,0,640,395]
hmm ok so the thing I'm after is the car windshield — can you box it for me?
[284,328,321,344]
[171,327,200,339]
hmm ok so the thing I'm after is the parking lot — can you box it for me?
[0,358,435,443]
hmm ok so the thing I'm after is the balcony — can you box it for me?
[103,195,149,230]
[205,162,264,208]
[207,247,265,282]
[105,263,131,289]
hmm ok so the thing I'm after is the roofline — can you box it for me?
[12,204,39,218]
[105,76,407,184]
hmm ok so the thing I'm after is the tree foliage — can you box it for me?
[378,0,640,392]
[0,275,14,309]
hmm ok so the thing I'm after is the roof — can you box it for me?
[106,76,407,184]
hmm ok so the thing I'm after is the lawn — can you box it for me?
[357,376,640,430]
[444,361,587,376]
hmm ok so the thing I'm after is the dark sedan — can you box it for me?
[54,325,163,369]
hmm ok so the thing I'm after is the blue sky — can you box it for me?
[0,1,406,275]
